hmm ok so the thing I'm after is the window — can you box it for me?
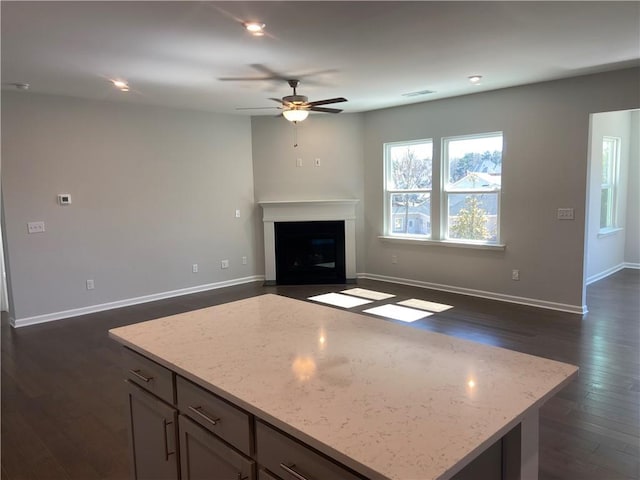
[443,133,503,243]
[384,139,433,237]
[600,136,620,230]
[384,132,503,245]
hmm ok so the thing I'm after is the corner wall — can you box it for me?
[2,92,259,323]
[251,114,366,271]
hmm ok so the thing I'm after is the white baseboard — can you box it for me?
[624,262,640,269]
[11,275,265,328]
[585,263,626,285]
[357,273,587,315]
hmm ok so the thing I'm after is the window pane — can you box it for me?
[600,188,611,229]
[388,142,432,190]
[390,193,431,236]
[448,193,498,241]
[446,135,502,189]
[602,139,613,184]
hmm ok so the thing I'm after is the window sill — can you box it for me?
[597,227,623,239]
[378,235,506,251]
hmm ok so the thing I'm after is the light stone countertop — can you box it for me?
[109,294,578,480]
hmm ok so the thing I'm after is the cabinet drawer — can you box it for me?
[179,415,255,480]
[258,469,281,480]
[256,421,363,480]
[123,348,175,404]
[176,376,252,456]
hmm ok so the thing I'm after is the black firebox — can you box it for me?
[274,221,346,285]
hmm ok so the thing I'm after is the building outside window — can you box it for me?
[600,136,621,231]
[384,132,503,245]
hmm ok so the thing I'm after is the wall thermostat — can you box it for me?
[58,194,72,205]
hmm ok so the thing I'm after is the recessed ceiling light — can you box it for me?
[244,22,265,36]
[468,75,483,84]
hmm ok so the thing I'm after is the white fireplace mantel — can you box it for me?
[258,199,359,284]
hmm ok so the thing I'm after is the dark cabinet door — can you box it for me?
[179,415,255,480]
[126,380,179,480]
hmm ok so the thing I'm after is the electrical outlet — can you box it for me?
[512,269,520,281]
[296,158,303,167]
[86,279,95,290]
[391,255,398,264]
[235,209,241,218]
[557,208,575,220]
[192,264,198,273]
[221,259,229,269]
[242,256,247,265]
[27,221,45,234]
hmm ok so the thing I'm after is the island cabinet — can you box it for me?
[122,345,519,480]
[124,347,179,480]
[111,294,579,480]
[122,346,365,480]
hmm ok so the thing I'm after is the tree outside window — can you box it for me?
[444,133,503,243]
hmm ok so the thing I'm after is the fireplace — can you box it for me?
[259,199,358,285]
[275,221,346,284]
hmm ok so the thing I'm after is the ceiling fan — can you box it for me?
[237,79,347,122]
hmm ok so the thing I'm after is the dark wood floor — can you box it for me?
[2,269,638,480]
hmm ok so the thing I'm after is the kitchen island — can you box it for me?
[109,294,578,480]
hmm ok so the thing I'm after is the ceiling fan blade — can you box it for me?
[249,64,289,80]
[308,97,348,107]
[219,77,268,82]
[269,97,285,104]
[309,106,343,114]
[235,107,281,110]
[219,65,288,82]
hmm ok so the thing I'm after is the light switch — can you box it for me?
[27,221,45,234]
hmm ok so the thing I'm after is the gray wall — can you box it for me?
[251,114,366,270]
[2,92,258,321]
[586,109,637,281]
[362,68,639,310]
[626,111,640,265]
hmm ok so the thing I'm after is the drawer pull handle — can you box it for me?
[280,463,311,480]
[129,369,153,383]
[188,406,221,426]
[162,419,175,461]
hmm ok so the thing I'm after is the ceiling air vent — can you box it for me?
[402,89,435,97]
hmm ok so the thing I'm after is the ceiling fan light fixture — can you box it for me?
[112,79,130,91]
[283,109,309,122]
[244,22,265,36]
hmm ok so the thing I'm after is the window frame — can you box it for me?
[383,138,434,239]
[441,132,503,245]
[600,136,621,232]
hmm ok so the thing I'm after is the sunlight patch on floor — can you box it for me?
[363,304,433,323]
[308,293,373,309]
[397,299,453,312]
[341,288,395,301]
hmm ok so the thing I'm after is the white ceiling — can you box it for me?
[2,1,639,115]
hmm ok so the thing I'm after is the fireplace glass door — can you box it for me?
[274,221,346,284]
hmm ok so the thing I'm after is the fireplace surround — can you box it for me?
[259,200,358,285]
